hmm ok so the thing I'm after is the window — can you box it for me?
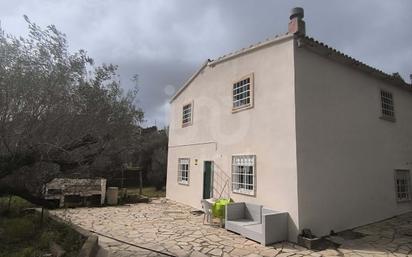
[380,90,395,121]
[232,155,256,195]
[395,170,411,202]
[182,103,192,127]
[178,158,190,185]
[233,75,253,111]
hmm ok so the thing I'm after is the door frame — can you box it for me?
[203,161,214,199]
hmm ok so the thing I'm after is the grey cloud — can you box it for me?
[1,0,411,126]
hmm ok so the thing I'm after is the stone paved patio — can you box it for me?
[51,199,412,257]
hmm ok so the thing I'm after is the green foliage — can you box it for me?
[2,216,36,242]
[0,152,36,178]
[142,187,166,197]
[0,206,84,257]
[0,196,34,216]
[127,187,165,197]
[53,221,83,254]
[0,17,144,198]
[37,231,54,250]
[134,127,168,189]
[7,247,42,257]
[150,146,168,190]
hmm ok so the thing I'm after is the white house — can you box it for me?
[166,8,412,242]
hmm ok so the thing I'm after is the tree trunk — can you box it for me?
[139,170,143,195]
[7,195,12,211]
[0,162,61,206]
[0,135,104,206]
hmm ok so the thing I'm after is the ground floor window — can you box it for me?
[395,170,411,202]
[232,155,255,195]
[178,158,190,185]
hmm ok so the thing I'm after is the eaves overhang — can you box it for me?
[298,36,412,92]
[169,33,295,103]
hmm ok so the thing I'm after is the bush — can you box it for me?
[60,226,83,254]
[149,147,167,190]
[0,196,34,216]
[48,220,84,255]
[9,247,41,257]
[3,217,36,242]
[38,231,54,250]
[0,197,85,257]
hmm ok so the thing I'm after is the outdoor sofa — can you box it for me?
[225,202,288,245]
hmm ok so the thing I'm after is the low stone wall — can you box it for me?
[38,209,100,257]
[69,221,99,257]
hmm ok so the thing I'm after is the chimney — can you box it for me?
[288,7,305,36]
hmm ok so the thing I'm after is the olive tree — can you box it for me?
[0,17,143,203]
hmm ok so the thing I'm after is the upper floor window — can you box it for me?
[232,155,256,196]
[233,74,254,112]
[182,103,193,127]
[380,90,395,121]
[178,158,190,185]
[395,170,410,202]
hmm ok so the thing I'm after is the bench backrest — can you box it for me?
[245,203,262,223]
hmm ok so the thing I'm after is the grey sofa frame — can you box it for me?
[225,202,288,245]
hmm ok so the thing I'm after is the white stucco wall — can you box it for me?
[294,43,412,237]
[166,36,300,241]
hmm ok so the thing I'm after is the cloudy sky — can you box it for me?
[1,1,411,126]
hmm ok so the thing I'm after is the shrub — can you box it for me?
[60,226,83,254]
[0,196,34,217]
[149,147,167,190]
[3,217,36,242]
[9,247,41,257]
[38,231,54,250]
[48,221,84,255]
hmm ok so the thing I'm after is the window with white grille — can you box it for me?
[233,76,253,111]
[232,155,255,195]
[182,103,192,127]
[395,170,410,202]
[178,158,190,185]
[380,90,395,120]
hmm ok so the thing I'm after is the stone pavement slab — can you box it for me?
[51,199,412,257]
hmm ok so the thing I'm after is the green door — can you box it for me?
[203,161,213,199]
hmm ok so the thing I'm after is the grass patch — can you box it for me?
[0,196,34,216]
[126,187,165,198]
[0,196,84,257]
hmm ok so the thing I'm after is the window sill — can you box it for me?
[178,181,189,186]
[232,189,255,196]
[232,104,253,114]
[379,116,396,122]
[182,122,192,128]
[397,199,410,203]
